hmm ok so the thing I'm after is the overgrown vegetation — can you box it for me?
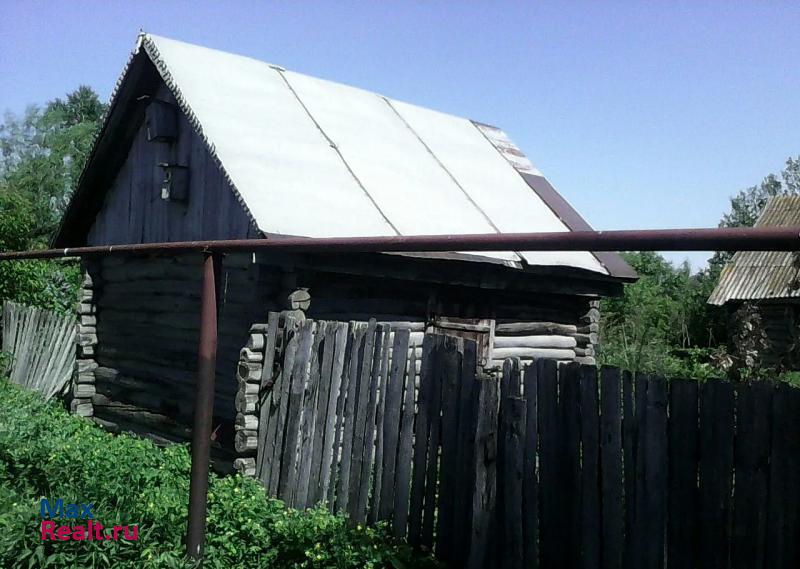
[0,87,104,312]
[599,157,800,381]
[0,379,440,568]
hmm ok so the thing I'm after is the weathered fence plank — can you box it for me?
[580,365,600,569]
[467,372,499,569]
[561,362,582,569]
[765,383,800,569]
[377,328,410,521]
[392,346,416,538]
[699,380,735,569]
[641,375,667,569]
[522,360,540,569]
[500,383,526,569]
[600,367,623,569]
[538,358,561,569]
[667,379,699,569]
[731,382,771,569]
[248,317,800,569]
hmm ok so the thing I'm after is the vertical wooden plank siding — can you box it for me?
[600,367,623,569]
[453,340,480,567]
[408,334,435,545]
[393,347,417,538]
[421,336,445,548]
[561,362,582,569]
[436,336,464,562]
[731,382,772,569]
[369,326,393,524]
[537,359,560,569]
[255,312,279,481]
[641,375,667,569]
[377,328,411,521]
[467,372,499,569]
[278,320,315,500]
[246,322,800,569]
[522,360,540,569]
[500,369,526,569]
[348,320,378,520]
[765,384,800,569]
[336,323,364,513]
[667,379,699,569]
[698,380,735,569]
[580,365,601,569]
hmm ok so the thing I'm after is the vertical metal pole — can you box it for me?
[186,252,221,561]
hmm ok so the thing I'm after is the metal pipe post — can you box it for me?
[186,252,221,561]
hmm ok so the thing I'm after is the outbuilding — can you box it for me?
[55,34,635,462]
[709,195,800,369]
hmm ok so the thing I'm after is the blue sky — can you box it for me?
[2,2,798,270]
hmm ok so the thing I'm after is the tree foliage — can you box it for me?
[0,86,105,312]
[600,155,800,380]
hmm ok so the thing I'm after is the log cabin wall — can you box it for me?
[86,253,280,467]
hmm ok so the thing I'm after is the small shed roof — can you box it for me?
[56,33,635,279]
[708,196,800,305]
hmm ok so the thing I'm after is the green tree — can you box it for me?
[0,86,105,312]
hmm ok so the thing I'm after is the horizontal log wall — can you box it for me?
[89,253,280,462]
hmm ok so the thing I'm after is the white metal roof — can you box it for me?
[140,34,608,274]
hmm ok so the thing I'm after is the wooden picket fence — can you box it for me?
[252,317,800,569]
[1,301,76,400]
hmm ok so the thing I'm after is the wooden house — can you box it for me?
[709,196,800,369]
[55,34,635,461]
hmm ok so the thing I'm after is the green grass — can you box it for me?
[0,379,440,568]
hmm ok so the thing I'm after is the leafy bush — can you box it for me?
[0,380,440,568]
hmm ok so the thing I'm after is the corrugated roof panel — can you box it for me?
[708,196,800,305]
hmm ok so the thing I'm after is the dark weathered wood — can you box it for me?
[392,347,416,538]
[435,336,464,562]
[522,360,540,569]
[453,339,479,568]
[641,375,667,569]
[326,323,354,509]
[268,317,299,494]
[625,372,648,569]
[501,393,526,569]
[408,334,435,546]
[294,321,327,508]
[765,383,800,569]
[369,326,392,524]
[667,379,698,569]
[731,382,772,569]
[309,322,338,504]
[335,323,364,513]
[621,370,636,569]
[580,365,601,569]
[354,323,385,523]
[278,319,315,501]
[561,362,582,569]
[600,367,623,569]
[698,380,735,569]
[467,373,500,569]
[348,320,378,520]
[421,336,445,548]
[377,328,410,521]
[537,359,561,569]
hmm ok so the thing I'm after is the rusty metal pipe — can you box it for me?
[186,252,221,561]
[1,227,799,261]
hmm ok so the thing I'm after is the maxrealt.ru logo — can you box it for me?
[39,499,139,542]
